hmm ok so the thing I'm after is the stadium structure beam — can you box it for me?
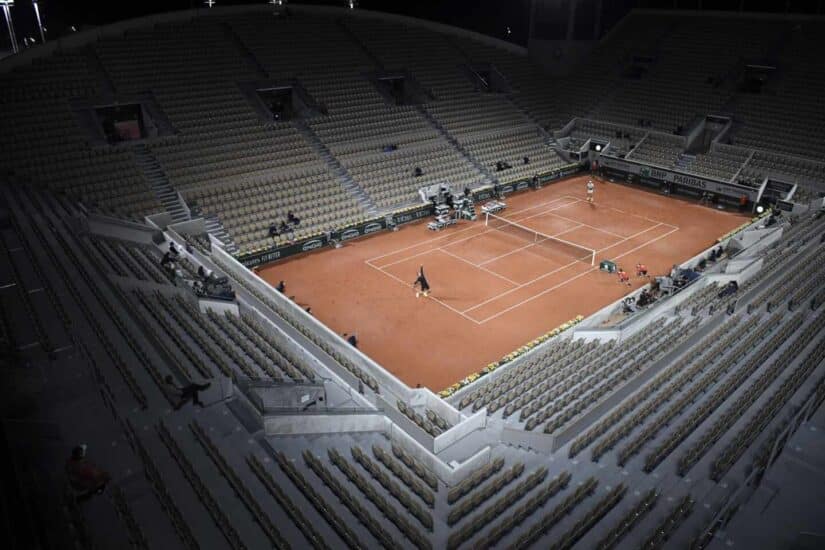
[1,1,18,54]
[32,0,45,43]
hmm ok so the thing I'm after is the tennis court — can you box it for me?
[367,194,679,324]
[257,176,749,390]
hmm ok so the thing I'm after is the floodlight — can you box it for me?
[1,0,18,54]
[32,0,45,43]
[595,144,602,152]
[756,205,765,214]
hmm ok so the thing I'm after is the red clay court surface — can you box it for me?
[258,176,749,391]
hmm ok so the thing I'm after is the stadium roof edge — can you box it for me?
[0,3,527,75]
[631,6,825,22]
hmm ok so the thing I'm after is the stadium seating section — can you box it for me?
[2,6,825,549]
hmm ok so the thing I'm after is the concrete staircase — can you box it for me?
[292,119,379,217]
[338,18,385,70]
[416,105,498,187]
[86,48,117,101]
[222,22,269,79]
[506,94,556,143]
[131,144,189,224]
[203,214,239,256]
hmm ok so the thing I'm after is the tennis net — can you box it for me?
[485,211,596,266]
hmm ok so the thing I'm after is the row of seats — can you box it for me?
[92,238,169,284]
[164,292,268,380]
[677,310,815,476]
[564,119,645,157]
[209,255,379,391]
[447,462,524,526]
[189,421,289,548]
[710,309,825,481]
[597,18,780,133]
[478,471,572,550]
[96,18,368,253]
[349,446,433,530]
[675,282,720,316]
[627,134,685,168]
[326,449,431,548]
[2,216,66,354]
[642,310,794,472]
[686,145,751,182]
[274,450,362,549]
[544,319,699,436]
[754,248,825,308]
[446,467,547,550]
[459,339,598,413]
[123,422,200,547]
[571,316,743,461]
[304,448,396,546]
[235,312,317,381]
[447,456,504,505]
[731,22,825,158]
[595,489,659,550]
[521,323,664,430]
[391,443,440,491]
[0,53,161,218]
[342,139,482,209]
[508,477,599,550]
[131,290,219,379]
[512,342,613,424]
[371,445,435,507]
[617,313,772,467]
[461,126,571,184]
[231,13,479,209]
[207,309,291,381]
[640,495,694,550]
[738,150,825,192]
[45,219,176,406]
[551,484,627,550]
[397,400,446,437]
[246,454,327,549]
[155,422,246,547]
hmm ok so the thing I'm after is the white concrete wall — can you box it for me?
[264,413,388,435]
[88,214,161,245]
[433,410,487,454]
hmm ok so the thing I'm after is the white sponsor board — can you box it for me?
[600,156,759,201]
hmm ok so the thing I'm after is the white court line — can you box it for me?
[561,194,679,230]
[477,223,585,266]
[462,221,668,314]
[372,197,583,269]
[462,259,581,313]
[437,248,521,286]
[364,260,482,325]
[543,210,630,239]
[476,226,680,324]
[365,196,578,264]
[365,187,684,324]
